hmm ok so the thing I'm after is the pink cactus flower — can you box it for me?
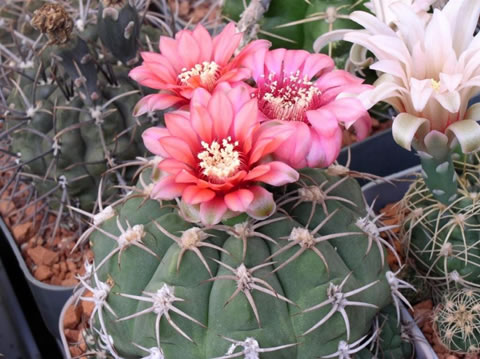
[129,23,270,116]
[247,48,372,169]
[142,85,299,225]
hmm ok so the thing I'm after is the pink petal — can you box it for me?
[133,93,184,116]
[164,112,200,151]
[191,87,212,107]
[208,91,234,140]
[251,161,299,186]
[306,127,343,168]
[175,169,200,184]
[182,185,216,205]
[246,186,276,220]
[244,164,271,181]
[350,113,372,141]
[306,109,340,137]
[302,53,335,79]
[249,121,294,164]
[158,158,191,175]
[226,83,255,113]
[192,24,213,61]
[159,36,183,72]
[322,98,370,129]
[233,98,260,149]
[264,48,287,75]
[213,23,242,66]
[191,105,213,143]
[177,31,201,69]
[158,136,196,166]
[283,50,310,74]
[129,65,165,89]
[142,127,170,157]
[151,175,187,200]
[224,189,254,212]
[200,196,228,225]
[272,121,311,169]
[231,39,271,79]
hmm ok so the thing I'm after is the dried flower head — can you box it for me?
[31,3,73,45]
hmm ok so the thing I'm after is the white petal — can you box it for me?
[313,29,351,53]
[434,91,461,113]
[465,103,480,119]
[410,78,434,112]
[446,120,480,153]
[392,113,430,151]
[442,0,480,54]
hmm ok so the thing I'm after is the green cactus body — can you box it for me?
[97,0,140,66]
[222,0,367,55]
[80,168,400,358]
[6,66,151,210]
[401,157,480,293]
[434,289,480,354]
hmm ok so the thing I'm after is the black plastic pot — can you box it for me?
[362,166,437,359]
[0,254,41,358]
[338,128,419,180]
[0,217,74,343]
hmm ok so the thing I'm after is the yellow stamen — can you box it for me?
[197,137,240,180]
[431,79,441,92]
[178,61,219,90]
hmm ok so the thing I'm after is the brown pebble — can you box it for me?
[69,346,82,356]
[61,278,78,286]
[27,246,58,266]
[59,261,67,274]
[34,265,53,281]
[64,329,80,343]
[414,299,433,311]
[66,260,77,272]
[63,304,82,329]
[80,292,95,317]
[12,222,32,242]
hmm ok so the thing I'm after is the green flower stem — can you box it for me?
[419,150,458,205]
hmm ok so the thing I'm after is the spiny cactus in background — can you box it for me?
[71,162,415,358]
[0,0,221,233]
[434,289,480,354]
[400,152,480,296]
[222,0,369,65]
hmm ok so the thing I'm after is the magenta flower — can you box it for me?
[142,85,299,225]
[250,49,372,169]
[129,23,270,116]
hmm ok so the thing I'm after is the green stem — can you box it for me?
[419,151,458,205]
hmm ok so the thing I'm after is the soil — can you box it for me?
[0,151,92,286]
[62,291,94,358]
[380,203,480,359]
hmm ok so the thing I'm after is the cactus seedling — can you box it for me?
[434,289,480,354]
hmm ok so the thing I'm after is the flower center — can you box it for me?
[431,78,441,92]
[198,137,240,180]
[258,70,322,122]
[178,61,220,91]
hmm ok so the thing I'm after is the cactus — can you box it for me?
[433,288,480,354]
[0,1,221,231]
[222,0,369,62]
[71,163,414,358]
[400,152,480,294]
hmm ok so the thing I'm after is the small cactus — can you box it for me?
[434,289,480,354]
[400,152,480,294]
